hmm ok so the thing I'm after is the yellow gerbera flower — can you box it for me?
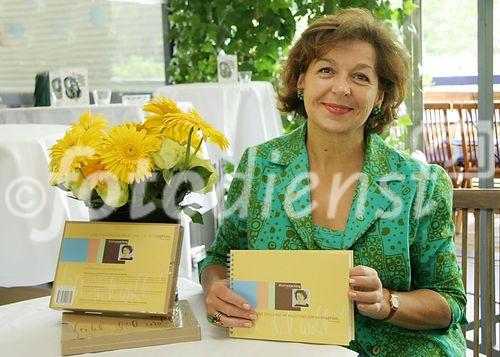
[182,108,229,150]
[143,97,201,145]
[72,111,108,131]
[123,120,145,131]
[100,126,160,184]
[49,126,103,184]
[144,96,181,117]
[143,96,229,150]
[143,97,182,136]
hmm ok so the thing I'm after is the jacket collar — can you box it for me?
[271,123,399,249]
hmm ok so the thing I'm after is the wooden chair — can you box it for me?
[456,102,500,187]
[453,189,499,356]
[423,102,461,187]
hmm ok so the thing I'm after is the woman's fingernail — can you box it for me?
[243,303,251,310]
[349,291,357,298]
[249,314,257,320]
[244,322,252,328]
[349,279,356,284]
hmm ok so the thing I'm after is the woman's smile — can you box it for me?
[321,102,354,116]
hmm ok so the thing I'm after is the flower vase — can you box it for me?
[89,203,179,224]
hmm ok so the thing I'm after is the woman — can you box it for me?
[294,289,309,308]
[120,245,133,260]
[199,8,466,356]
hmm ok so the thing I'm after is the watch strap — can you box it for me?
[381,289,397,321]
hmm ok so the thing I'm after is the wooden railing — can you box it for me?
[453,189,500,356]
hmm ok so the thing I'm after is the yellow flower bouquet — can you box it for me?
[48,97,229,223]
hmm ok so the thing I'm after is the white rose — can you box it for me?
[152,138,185,170]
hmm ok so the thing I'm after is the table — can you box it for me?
[0,104,145,126]
[154,82,284,163]
[0,124,70,287]
[0,278,358,357]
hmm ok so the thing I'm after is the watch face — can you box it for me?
[391,294,400,309]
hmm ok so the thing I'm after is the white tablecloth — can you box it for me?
[0,104,144,126]
[0,278,358,357]
[0,124,70,287]
[154,82,284,162]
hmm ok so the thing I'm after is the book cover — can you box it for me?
[229,250,354,345]
[61,300,200,356]
[50,221,183,317]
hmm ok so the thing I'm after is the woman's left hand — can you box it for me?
[349,265,390,320]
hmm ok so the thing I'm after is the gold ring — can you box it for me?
[213,311,224,321]
[211,311,225,326]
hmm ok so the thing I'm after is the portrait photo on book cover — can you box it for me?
[292,289,310,308]
[118,244,134,261]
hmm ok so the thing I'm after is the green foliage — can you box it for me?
[380,114,412,153]
[168,0,296,84]
[168,0,416,142]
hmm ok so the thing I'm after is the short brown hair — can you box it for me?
[278,8,410,135]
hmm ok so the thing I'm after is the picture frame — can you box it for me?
[217,53,238,84]
[59,68,90,106]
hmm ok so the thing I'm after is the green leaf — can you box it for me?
[182,206,204,224]
[397,115,412,126]
[403,0,419,16]
[189,166,213,186]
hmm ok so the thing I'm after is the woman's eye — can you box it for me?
[354,73,370,82]
[318,67,333,74]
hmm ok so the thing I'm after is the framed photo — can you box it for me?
[217,53,238,84]
[60,68,89,106]
[49,71,63,107]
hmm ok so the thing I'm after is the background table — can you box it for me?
[0,278,358,357]
[0,124,70,287]
[155,82,284,163]
[0,104,145,126]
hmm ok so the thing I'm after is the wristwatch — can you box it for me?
[381,289,399,321]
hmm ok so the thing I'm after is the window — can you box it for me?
[0,0,165,94]
[422,0,500,90]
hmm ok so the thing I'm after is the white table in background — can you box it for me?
[0,104,145,126]
[0,277,358,357]
[154,81,284,163]
[0,124,70,287]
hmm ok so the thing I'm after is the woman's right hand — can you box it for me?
[204,278,258,328]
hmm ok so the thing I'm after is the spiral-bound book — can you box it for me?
[229,250,354,345]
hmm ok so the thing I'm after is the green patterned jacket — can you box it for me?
[199,124,467,356]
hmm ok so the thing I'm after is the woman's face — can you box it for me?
[297,40,384,138]
[122,247,131,257]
